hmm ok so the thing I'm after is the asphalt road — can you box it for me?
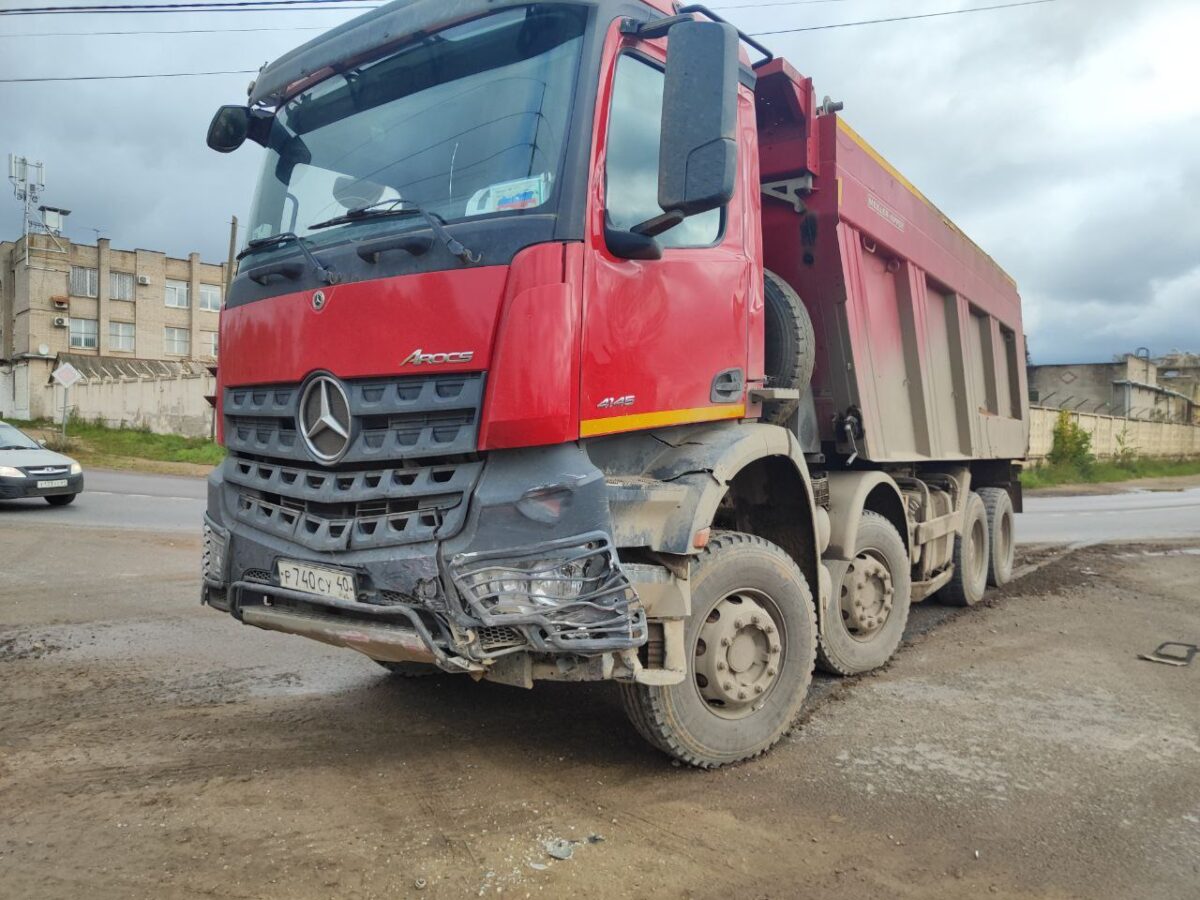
[0,468,206,532]
[3,468,1197,545]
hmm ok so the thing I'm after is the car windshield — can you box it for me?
[0,423,40,450]
[244,4,587,252]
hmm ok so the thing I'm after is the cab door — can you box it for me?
[579,32,754,439]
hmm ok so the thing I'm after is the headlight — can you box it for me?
[0,466,22,478]
[69,462,83,475]
[202,522,228,583]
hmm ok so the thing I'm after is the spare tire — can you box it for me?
[762,270,816,424]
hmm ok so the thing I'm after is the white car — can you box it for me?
[0,421,84,506]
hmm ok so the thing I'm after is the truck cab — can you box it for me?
[202,0,1027,767]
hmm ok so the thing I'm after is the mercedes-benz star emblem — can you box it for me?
[298,375,352,464]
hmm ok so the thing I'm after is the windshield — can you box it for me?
[0,423,40,450]
[245,4,587,251]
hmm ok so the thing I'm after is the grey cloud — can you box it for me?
[2,0,1197,365]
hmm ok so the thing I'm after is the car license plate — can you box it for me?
[277,560,357,602]
[37,479,68,489]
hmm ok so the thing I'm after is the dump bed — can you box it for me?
[755,59,1029,464]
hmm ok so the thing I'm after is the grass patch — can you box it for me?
[1021,457,1200,489]
[18,417,224,468]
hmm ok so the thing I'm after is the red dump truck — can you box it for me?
[202,0,1028,766]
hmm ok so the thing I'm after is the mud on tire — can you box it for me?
[937,491,990,607]
[978,487,1015,587]
[817,511,912,676]
[620,531,817,768]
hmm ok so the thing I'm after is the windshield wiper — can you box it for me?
[310,200,481,265]
[237,231,338,285]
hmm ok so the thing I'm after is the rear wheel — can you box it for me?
[45,493,76,507]
[978,487,1015,587]
[620,531,817,768]
[937,491,989,607]
[817,511,912,675]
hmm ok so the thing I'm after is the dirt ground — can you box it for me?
[1,524,1198,900]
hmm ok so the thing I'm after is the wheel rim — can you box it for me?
[838,551,894,641]
[969,516,988,587]
[693,589,785,720]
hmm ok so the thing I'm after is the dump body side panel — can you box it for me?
[756,61,1029,464]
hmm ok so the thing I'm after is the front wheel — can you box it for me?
[45,493,76,507]
[620,531,817,768]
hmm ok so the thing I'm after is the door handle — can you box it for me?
[711,368,745,403]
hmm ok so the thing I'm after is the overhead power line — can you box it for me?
[0,0,371,14]
[1,24,328,35]
[0,68,258,82]
[0,0,1061,82]
[749,0,1059,36]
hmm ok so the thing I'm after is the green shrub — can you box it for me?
[1048,410,1093,469]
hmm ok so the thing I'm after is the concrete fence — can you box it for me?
[1028,406,1200,462]
[54,375,215,438]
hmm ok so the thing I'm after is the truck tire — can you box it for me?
[937,491,990,607]
[978,487,1015,587]
[762,269,816,424]
[620,531,817,768]
[376,661,437,677]
[817,511,912,675]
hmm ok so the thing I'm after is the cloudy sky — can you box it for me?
[2,0,1197,363]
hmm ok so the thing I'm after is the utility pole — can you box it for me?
[225,215,238,294]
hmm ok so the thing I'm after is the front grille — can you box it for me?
[20,465,70,477]
[223,372,484,465]
[226,456,483,551]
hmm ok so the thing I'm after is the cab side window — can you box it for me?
[604,54,722,249]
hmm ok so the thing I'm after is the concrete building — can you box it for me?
[1,233,225,421]
[1156,352,1200,424]
[1028,353,1196,424]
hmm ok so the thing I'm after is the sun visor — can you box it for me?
[249,0,600,107]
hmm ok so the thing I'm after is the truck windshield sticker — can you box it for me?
[465,174,552,217]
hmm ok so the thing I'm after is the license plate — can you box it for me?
[37,479,68,489]
[277,560,357,602]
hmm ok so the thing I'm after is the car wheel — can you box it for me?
[46,493,76,507]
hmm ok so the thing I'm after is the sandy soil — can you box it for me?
[1,526,1198,900]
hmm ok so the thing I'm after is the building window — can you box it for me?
[69,317,99,349]
[110,271,135,301]
[164,326,190,356]
[199,283,222,312]
[110,321,135,352]
[70,265,99,298]
[202,331,219,357]
[165,279,190,308]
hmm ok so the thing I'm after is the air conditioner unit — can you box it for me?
[136,275,151,286]
[52,316,68,328]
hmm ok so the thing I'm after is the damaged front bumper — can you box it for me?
[202,443,655,682]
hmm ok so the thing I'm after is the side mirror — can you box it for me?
[657,19,739,218]
[207,105,250,153]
